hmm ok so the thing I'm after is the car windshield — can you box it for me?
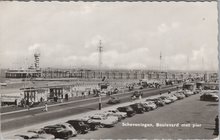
[111,110,116,113]
[92,117,101,120]
[126,107,133,111]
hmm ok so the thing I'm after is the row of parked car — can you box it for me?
[11,89,199,140]
[200,90,219,102]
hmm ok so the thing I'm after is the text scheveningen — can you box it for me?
[122,122,154,128]
[122,122,180,128]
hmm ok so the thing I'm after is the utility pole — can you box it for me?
[159,52,162,94]
[98,40,103,74]
[97,40,103,110]
[160,52,162,72]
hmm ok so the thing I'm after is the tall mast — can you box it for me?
[98,40,103,78]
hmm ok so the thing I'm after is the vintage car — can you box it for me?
[132,91,143,98]
[183,90,194,97]
[117,106,136,117]
[89,114,118,127]
[145,98,165,107]
[200,92,219,102]
[158,96,172,104]
[166,94,178,101]
[174,92,186,100]
[76,117,101,131]
[105,109,127,119]
[107,96,121,104]
[129,103,145,113]
[54,123,77,137]
[66,120,90,134]
[43,124,73,139]
[143,101,157,110]
[100,111,123,121]
[27,128,55,139]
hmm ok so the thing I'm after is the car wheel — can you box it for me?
[77,130,82,134]
[94,125,99,130]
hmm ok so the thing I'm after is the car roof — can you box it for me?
[44,125,61,128]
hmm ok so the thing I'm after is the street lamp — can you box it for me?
[99,94,102,110]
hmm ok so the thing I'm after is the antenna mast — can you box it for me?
[98,40,103,70]
[98,40,103,78]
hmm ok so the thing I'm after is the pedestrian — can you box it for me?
[131,95,136,101]
[44,102,48,112]
[26,99,30,110]
[40,97,43,102]
[82,92,85,98]
[139,95,142,100]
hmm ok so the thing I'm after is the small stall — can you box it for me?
[21,87,48,104]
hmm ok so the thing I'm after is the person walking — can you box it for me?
[43,102,48,112]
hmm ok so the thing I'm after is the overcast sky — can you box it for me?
[0,2,218,71]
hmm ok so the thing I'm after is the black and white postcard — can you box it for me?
[0,1,219,139]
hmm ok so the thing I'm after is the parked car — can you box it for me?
[95,112,120,122]
[139,102,152,112]
[43,125,73,139]
[14,132,40,139]
[105,109,127,119]
[167,94,178,101]
[27,128,55,139]
[200,92,219,102]
[145,98,165,107]
[132,91,143,98]
[129,103,145,113]
[159,96,172,104]
[55,123,77,137]
[100,111,123,121]
[111,88,119,94]
[143,101,157,110]
[89,114,118,127]
[183,90,194,97]
[174,92,185,100]
[107,96,121,104]
[117,106,136,117]
[77,117,100,131]
[66,120,90,134]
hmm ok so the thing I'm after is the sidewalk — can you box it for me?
[1,86,128,114]
[0,94,96,113]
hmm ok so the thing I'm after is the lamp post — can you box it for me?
[97,40,103,110]
[99,94,102,110]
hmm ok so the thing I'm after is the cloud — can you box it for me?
[0,2,217,71]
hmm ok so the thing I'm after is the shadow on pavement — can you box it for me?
[206,104,218,106]
[205,127,215,130]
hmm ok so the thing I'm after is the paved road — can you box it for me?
[73,93,218,139]
[1,85,177,132]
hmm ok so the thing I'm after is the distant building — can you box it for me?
[5,69,41,78]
